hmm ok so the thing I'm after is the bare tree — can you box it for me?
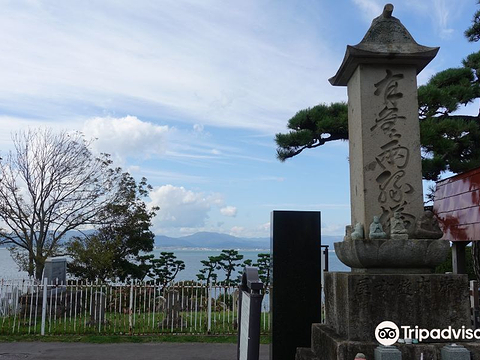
[0,128,121,279]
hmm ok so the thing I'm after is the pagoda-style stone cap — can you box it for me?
[329,4,439,86]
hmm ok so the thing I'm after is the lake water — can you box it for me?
[0,248,349,281]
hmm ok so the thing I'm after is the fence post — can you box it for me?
[41,277,48,336]
[129,282,134,334]
[207,284,212,333]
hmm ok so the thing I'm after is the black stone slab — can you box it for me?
[270,211,321,360]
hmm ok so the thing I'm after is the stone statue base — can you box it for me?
[324,272,470,342]
[301,324,480,360]
[334,238,449,273]
[295,272,474,360]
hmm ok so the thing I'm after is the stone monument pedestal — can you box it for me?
[324,272,470,342]
[335,238,449,273]
[304,325,480,360]
[294,273,476,360]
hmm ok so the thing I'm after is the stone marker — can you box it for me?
[43,257,67,285]
[237,267,263,360]
[374,346,401,360]
[330,2,449,273]
[329,3,438,238]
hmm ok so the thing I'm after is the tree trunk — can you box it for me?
[28,254,34,278]
[35,257,44,280]
[35,264,43,280]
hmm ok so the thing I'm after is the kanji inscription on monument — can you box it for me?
[342,63,424,237]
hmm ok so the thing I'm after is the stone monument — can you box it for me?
[294,5,475,360]
[43,257,67,285]
[330,3,450,273]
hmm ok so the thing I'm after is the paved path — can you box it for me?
[0,342,270,360]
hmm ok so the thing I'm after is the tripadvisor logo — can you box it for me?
[375,321,480,344]
[375,321,399,346]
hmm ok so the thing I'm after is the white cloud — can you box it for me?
[83,115,169,161]
[229,226,246,236]
[321,222,345,236]
[227,222,271,238]
[404,0,464,40]
[0,1,343,134]
[352,0,383,23]
[134,168,209,184]
[193,124,204,133]
[432,0,455,39]
[149,184,224,229]
[220,206,237,217]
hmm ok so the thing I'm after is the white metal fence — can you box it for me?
[0,279,270,336]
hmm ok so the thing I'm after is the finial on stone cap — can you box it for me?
[383,4,393,18]
[329,2,439,86]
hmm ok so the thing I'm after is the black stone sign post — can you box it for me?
[237,267,264,360]
[270,211,321,360]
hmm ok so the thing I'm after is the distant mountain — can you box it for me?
[0,231,342,250]
[155,231,343,250]
[155,232,269,249]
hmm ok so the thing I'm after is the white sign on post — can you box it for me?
[239,291,251,360]
[236,266,263,360]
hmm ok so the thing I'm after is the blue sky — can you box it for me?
[1,0,479,238]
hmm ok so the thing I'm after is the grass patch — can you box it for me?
[0,334,271,344]
[0,311,270,337]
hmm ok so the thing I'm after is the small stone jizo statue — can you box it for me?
[414,210,443,239]
[369,216,387,239]
[390,212,408,240]
[351,223,364,240]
